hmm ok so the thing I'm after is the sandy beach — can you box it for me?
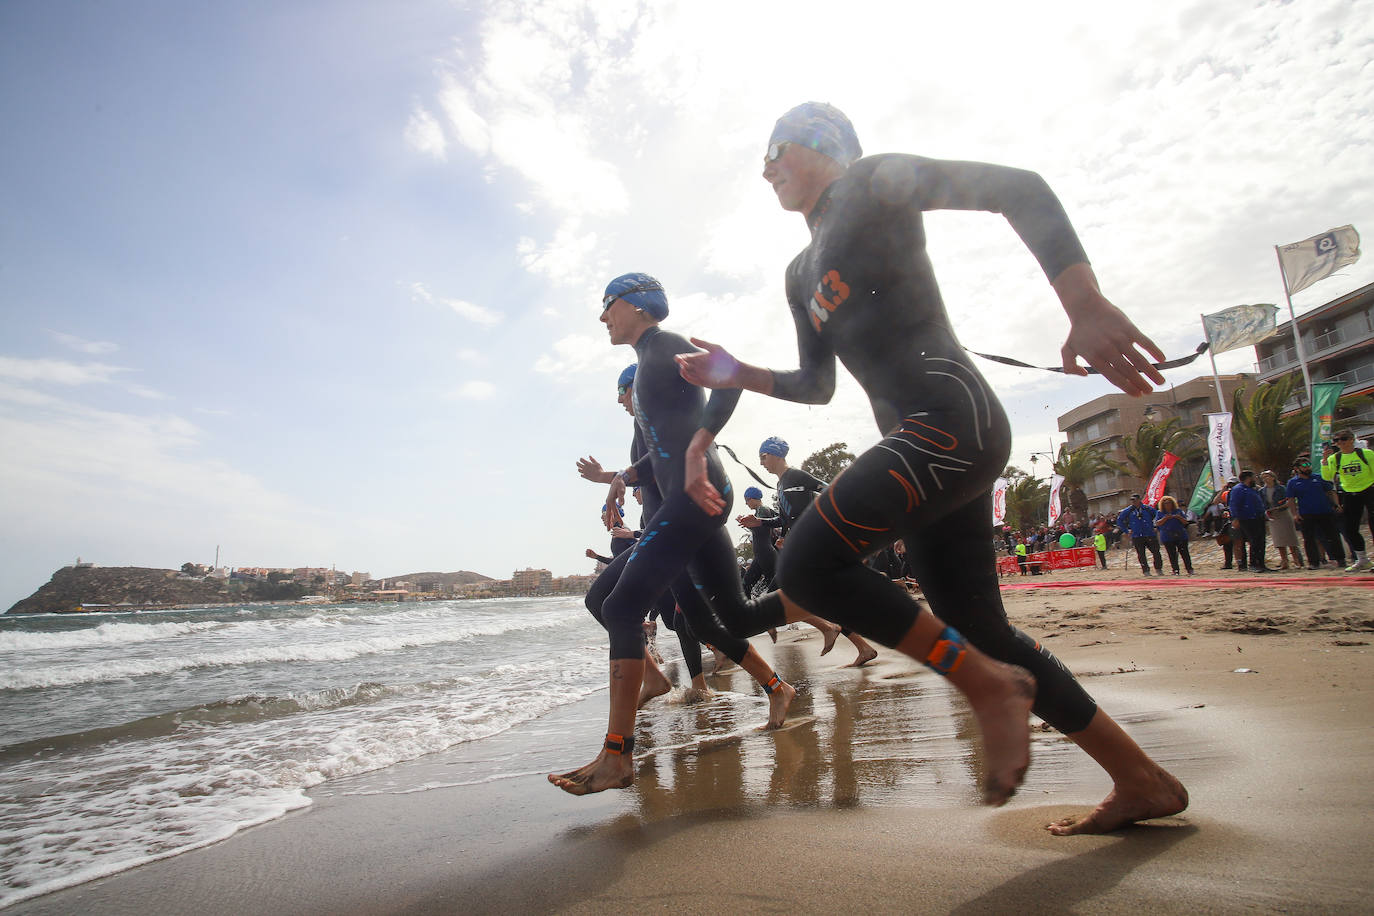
[14,550,1374,915]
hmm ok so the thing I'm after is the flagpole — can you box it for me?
[1274,246,1315,411]
[1200,314,1228,412]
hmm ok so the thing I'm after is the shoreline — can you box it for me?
[11,576,1373,914]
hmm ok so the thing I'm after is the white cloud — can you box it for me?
[408,281,501,326]
[451,380,496,400]
[0,357,128,386]
[50,331,118,355]
[403,105,447,160]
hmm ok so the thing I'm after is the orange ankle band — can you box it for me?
[604,732,634,755]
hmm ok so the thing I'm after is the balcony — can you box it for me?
[1328,363,1374,389]
[1311,327,1347,352]
[1258,347,1297,373]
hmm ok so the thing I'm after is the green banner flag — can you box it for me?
[1310,382,1345,461]
[1187,463,1215,516]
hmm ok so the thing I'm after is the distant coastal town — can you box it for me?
[5,560,599,615]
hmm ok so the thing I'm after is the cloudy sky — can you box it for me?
[2,0,1372,609]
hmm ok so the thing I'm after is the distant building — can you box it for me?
[1254,281,1374,437]
[1058,374,1249,517]
[511,568,552,593]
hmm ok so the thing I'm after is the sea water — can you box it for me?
[0,597,608,908]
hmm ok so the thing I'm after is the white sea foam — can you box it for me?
[0,639,606,908]
[0,608,586,691]
[0,619,228,652]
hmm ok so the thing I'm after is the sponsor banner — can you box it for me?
[992,477,1008,526]
[1311,381,1345,462]
[1206,412,1236,489]
[1188,463,1215,516]
[1047,474,1065,527]
[999,547,1098,576]
[1144,452,1179,506]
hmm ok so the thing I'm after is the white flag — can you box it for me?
[1278,225,1361,295]
[1201,304,1278,354]
[1047,474,1064,527]
[1206,413,1236,491]
[992,477,1008,526]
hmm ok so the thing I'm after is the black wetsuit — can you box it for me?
[742,503,778,596]
[585,326,772,666]
[632,433,704,679]
[762,153,1098,733]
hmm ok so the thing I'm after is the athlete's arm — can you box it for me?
[675,305,837,405]
[879,155,1165,396]
[684,428,727,516]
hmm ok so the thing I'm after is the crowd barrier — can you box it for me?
[997,546,1098,576]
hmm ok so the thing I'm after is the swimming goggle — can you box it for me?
[765,141,791,163]
[602,281,665,312]
[617,384,630,396]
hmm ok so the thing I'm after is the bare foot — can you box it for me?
[965,662,1036,806]
[682,686,713,703]
[548,749,634,796]
[768,627,778,643]
[765,678,796,728]
[812,619,840,656]
[1047,769,1189,835]
[638,663,671,709]
[844,641,878,668]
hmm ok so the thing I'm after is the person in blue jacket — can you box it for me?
[1287,455,1346,569]
[1116,494,1162,576]
[1152,495,1194,575]
[1227,470,1273,573]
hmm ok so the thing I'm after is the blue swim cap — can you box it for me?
[617,364,637,389]
[743,486,763,500]
[769,102,862,167]
[759,436,789,458]
[603,273,668,321]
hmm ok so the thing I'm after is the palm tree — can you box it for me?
[1230,376,1312,474]
[1052,442,1122,517]
[1005,475,1049,532]
[1121,417,1205,491]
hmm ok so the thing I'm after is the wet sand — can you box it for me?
[15,554,1374,915]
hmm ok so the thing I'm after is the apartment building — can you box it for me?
[1254,281,1374,436]
[1057,374,1249,518]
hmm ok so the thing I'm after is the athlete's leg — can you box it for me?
[552,501,709,795]
[684,525,796,726]
[774,423,1035,805]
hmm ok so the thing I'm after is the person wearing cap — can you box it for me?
[553,273,797,797]
[577,363,710,700]
[1287,454,1345,569]
[677,102,1185,830]
[1320,429,1374,571]
[744,435,880,666]
[1116,494,1163,576]
[738,486,778,597]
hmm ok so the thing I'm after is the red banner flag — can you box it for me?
[1144,452,1179,506]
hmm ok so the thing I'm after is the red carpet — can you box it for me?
[1000,574,1374,590]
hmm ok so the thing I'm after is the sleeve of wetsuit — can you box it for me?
[768,271,838,404]
[700,386,743,436]
[877,154,1090,283]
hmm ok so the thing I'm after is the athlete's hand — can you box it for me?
[604,476,627,529]
[1053,264,1165,396]
[676,338,741,390]
[684,442,726,517]
[735,514,761,528]
[577,455,607,482]
[610,525,634,540]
